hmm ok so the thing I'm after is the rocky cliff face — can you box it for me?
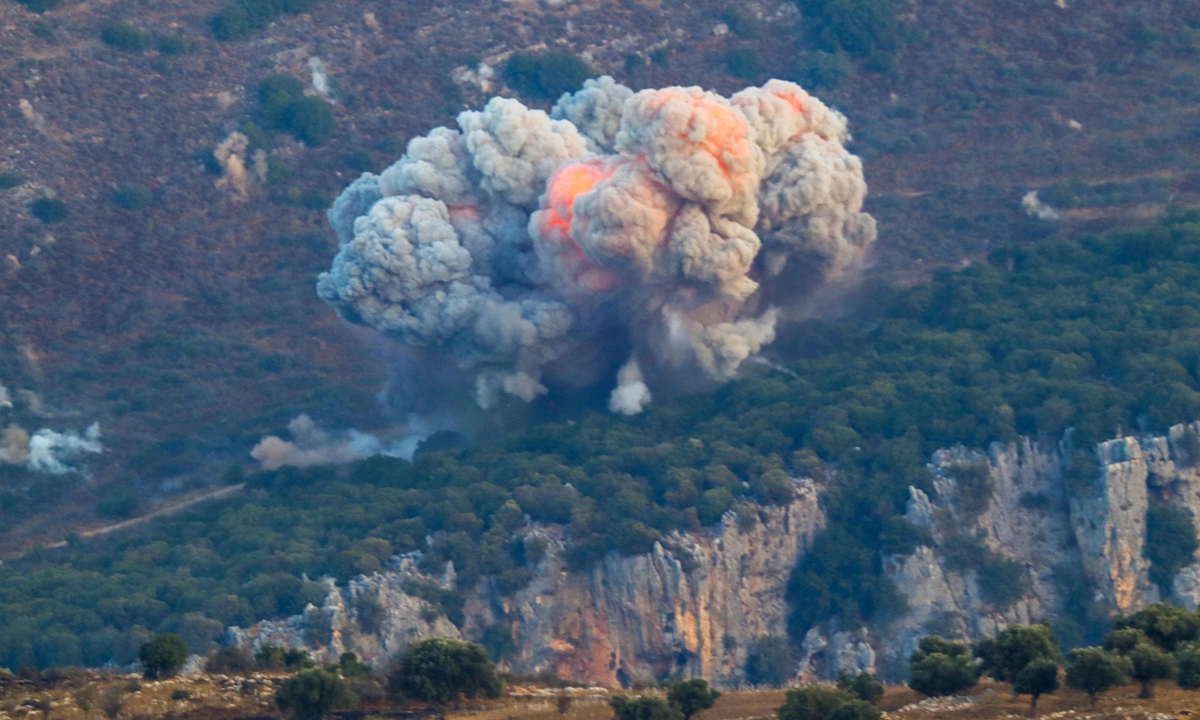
[231,422,1200,688]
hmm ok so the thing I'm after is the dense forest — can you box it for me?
[3,211,1200,671]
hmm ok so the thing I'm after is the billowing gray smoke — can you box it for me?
[319,78,875,413]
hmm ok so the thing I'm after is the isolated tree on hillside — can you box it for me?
[777,687,857,720]
[275,667,356,720]
[974,624,1059,684]
[139,633,189,679]
[837,670,884,704]
[1112,602,1200,651]
[388,638,502,718]
[908,636,980,697]
[666,679,721,720]
[1064,647,1131,708]
[1128,643,1176,699]
[611,695,682,720]
[1013,657,1058,717]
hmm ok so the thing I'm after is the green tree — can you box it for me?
[275,668,357,720]
[1144,502,1199,593]
[138,633,189,679]
[611,695,683,720]
[1064,647,1131,708]
[284,97,336,146]
[974,624,1059,683]
[1127,643,1176,699]
[100,23,150,52]
[746,636,793,687]
[667,679,721,720]
[29,197,68,224]
[1104,627,1152,655]
[388,638,502,717]
[1175,641,1200,689]
[1013,658,1058,717]
[777,687,855,720]
[1112,602,1200,651]
[836,671,883,704]
[908,637,979,697]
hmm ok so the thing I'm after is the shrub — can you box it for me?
[276,668,356,720]
[0,172,24,190]
[796,51,851,89]
[612,695,682,720]
[746,636,792,687]
[976,554,1030,609]
[777,687,857,720]
[721,8,762,39]
[836,670,883,704]
[1128,642,1175,699]
[113,184,152,211]
[666,679,721,720]
[171,690,192,701]
[212,5,251,40]
[284,96,336,145]
[156,35,186,55]
[97,485,141,519]
[17,0,60,14]
[908,636,979,697]
[974,623,1059,683]
[29,197,68,223]
[99,687,124,720]
[388,637,502,708]
[727,46,763,80]
[1064,647,1131,708]
[1175,641,1200,689]
[503,52,591,100]
[797,0,898,58]
[139,633,189,679]
[101,23,150,52]
[1111,602,1200,651]
[1144,501,1199,592]
[206,646,255,674]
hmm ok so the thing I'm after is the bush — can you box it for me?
[284,96,336,145]
[908,636,979,697]
[727,46,763,80]
[1175,641,1200,689]
[1013,658,1059,716]
[171,690,192,701]
[276,668,356,720]
[1144,501,1199,592]
[796,51,851,89]
[212,4,251,40]
[1065,647,1131,707]
[721,8,762,39]
[101,23,150,52]
[612,695,683,720]
[213,0,317,40]
[0,172,24,190]
[17,0,60,14]
[746,636,792,687]
[1111,603,1200,651]
[29,197,68,224]
[974,624,1059,683]
[388,637,502,708]
[797,0,898,59]
[156,35,186,55]
[113,184,152,211]
[666,679,721,720]
[777,687,858,720]
[97,485,141,519]
[206,646,255,674]
[836,670,883,704]
[503,52,592,100]
[1128,642,1175,699]
[139,633,188,679]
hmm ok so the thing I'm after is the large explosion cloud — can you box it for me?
[319,77,875,413]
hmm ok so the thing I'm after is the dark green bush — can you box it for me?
[721,8,762,39]
[17,0,60,14]
[29,197,68,223]
[284,96,336,145]
[139,633,188,679]
[214,0,317,40]
[745,636,792,687]
[276,668,356,719]
[212,5,251,40]
[777,686,858,720]
[113,184,152,211]
[796,51,851,89]
[908,636,979,697]
[0,172,24,190]
[836,670,883,704]
[156,35,186,55]
[1144,500,1199,592]
[101,23,150,52]
[611,695,682,720]
[796,0,898,60]
[388,637,501,706]
[503,52,592,100]
[727,46,763,80]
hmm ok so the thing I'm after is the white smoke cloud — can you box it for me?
[214,131,250,199]
[308,57,331,99]
[0,383,11,410]
[1022,190,1060,221]
[320,77,876,412]
[609,359,651,415]
[251,414,429,470]
[0,423,104,474]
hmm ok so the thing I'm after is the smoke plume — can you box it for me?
[251,414,429,470]
[1021,190,1060,221]
[0,422,103,474]
[214,131,250,199]
[320,78,875,412]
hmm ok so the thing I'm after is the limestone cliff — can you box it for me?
[230,422,1200,688]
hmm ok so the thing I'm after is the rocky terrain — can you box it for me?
[227,422,1200,687]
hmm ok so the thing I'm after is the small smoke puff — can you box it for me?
[25,423,102,474]
[608,359,651,415]
[0,383,11,410]
[252,414,386,470]
[550,76,634,153]
[0,424,30,465]
[252,149,269,183]
[214,131,250,199]
[1022,190,1060,221]
[685,309,778,380]
[308,57,331,99]
[459,97,589,208]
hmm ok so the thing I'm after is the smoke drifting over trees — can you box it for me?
[318,77,875,413]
